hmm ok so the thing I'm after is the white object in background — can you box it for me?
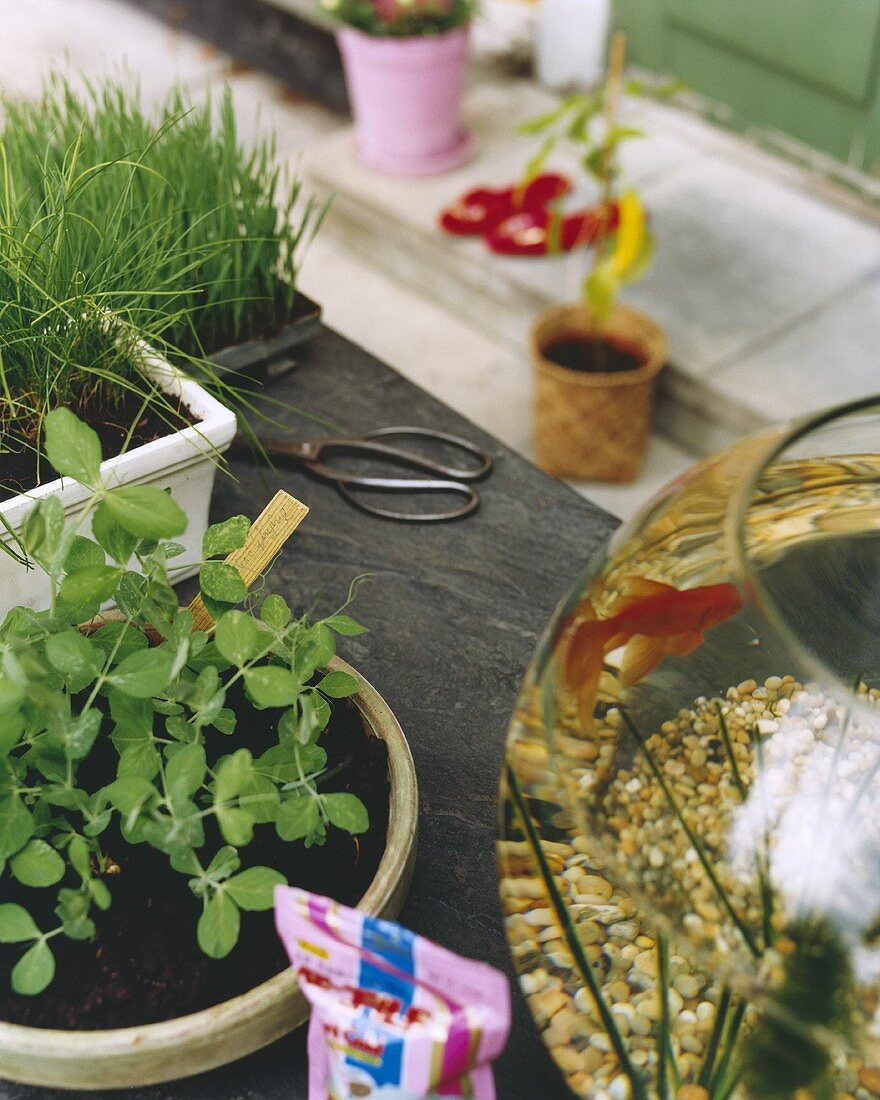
[536,0,610,89]
[0,343,237,615]
[471,0,538,65]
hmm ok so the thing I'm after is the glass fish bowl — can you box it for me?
[499,397,880,1100]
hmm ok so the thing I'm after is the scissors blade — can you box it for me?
[229,434,318,463]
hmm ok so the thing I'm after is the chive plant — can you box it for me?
[1,75,326,357]
[0,75,326,488]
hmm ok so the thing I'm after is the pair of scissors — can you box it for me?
[230,426,494,522]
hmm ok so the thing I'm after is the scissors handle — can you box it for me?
[337,478,480,523]
[353,427,493,482]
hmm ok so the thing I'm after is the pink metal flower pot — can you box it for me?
[338,25,474,177]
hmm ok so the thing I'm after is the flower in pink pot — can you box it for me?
[373,0,453,24]
[321,0,473,36]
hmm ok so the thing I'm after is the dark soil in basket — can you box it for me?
[543,335,643,375]
[0,391,196,502]
[0,691,391,1030]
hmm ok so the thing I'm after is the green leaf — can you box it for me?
[213,708,236,735]
[21,503,46,556]
[115,571,147,619]
[214,749,257,846]
[322,792,369,834]
[92,621,149,664]
[518,99,571,134]
[84,810,112,837]
[214,611,264,668]
[197,891,240,959]
[225,867,287,911]
[59,565,123,609]
[11,939,55,995]
[206,846,240,881]
[92,500,139,564]
[584,264,619,328]
[281,693,325,746]
[54,888,94,940]
[0,710,23,755]
[244,666,299,708]
[106,775,158,816]
[258,742,326,783]
[261,594,291,631]
[10,840,66,888]
[59,710,102,760]
[104,486,187,539]
[109,689,154,736]
[63,535,105,571]
[108,647,175,698]
[170,848,202,877]
[523,134,555,185]
[215,749,255,801]
[68,836,91,879]
[0,795,33,859]
[166,743,207,799]
[45,630,103,681]
[89,878,112,910]
[197,594,236,629]
[118,741,161,780]
[203,516,250,557]
[324,614,368,637]
[312,693,331,734]
[0,904,40,943]
[276,796,320,842]
[215,806,252,847]
[44,409,102,488]
[317,670,359,699]
[582,147,605,180]
[293,624,335,680]
[200,561,248,604]
[24,496,64,565]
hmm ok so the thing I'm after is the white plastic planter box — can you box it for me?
[0,344,237,614]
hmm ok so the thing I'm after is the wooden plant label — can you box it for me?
[188,490,309,632]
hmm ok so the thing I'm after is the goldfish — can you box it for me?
[560,576,742,725]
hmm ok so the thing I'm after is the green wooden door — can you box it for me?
[613,0,880,174]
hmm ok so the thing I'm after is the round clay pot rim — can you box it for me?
[0,651,418,1064]
[531,301,666,390]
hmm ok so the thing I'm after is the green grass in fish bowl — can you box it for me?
[499,399,880,1100]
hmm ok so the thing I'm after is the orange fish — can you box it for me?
[561,576,742,723]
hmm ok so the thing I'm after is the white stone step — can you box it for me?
[301,78,880,456]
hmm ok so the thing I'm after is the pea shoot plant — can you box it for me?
[0,410,368,996]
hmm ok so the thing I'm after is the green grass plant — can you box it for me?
[0,75,325,481]
[2,75,325,357]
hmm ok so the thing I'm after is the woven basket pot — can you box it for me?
[532,301,667,483]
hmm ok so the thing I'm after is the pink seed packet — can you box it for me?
[275,888,512,1100]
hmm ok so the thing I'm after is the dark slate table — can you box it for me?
[1,327,617,1100]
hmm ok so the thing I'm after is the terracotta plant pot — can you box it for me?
[531,301,667,483]
[0,656,418,1090]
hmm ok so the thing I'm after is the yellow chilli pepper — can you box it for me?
[609,190,647,279]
